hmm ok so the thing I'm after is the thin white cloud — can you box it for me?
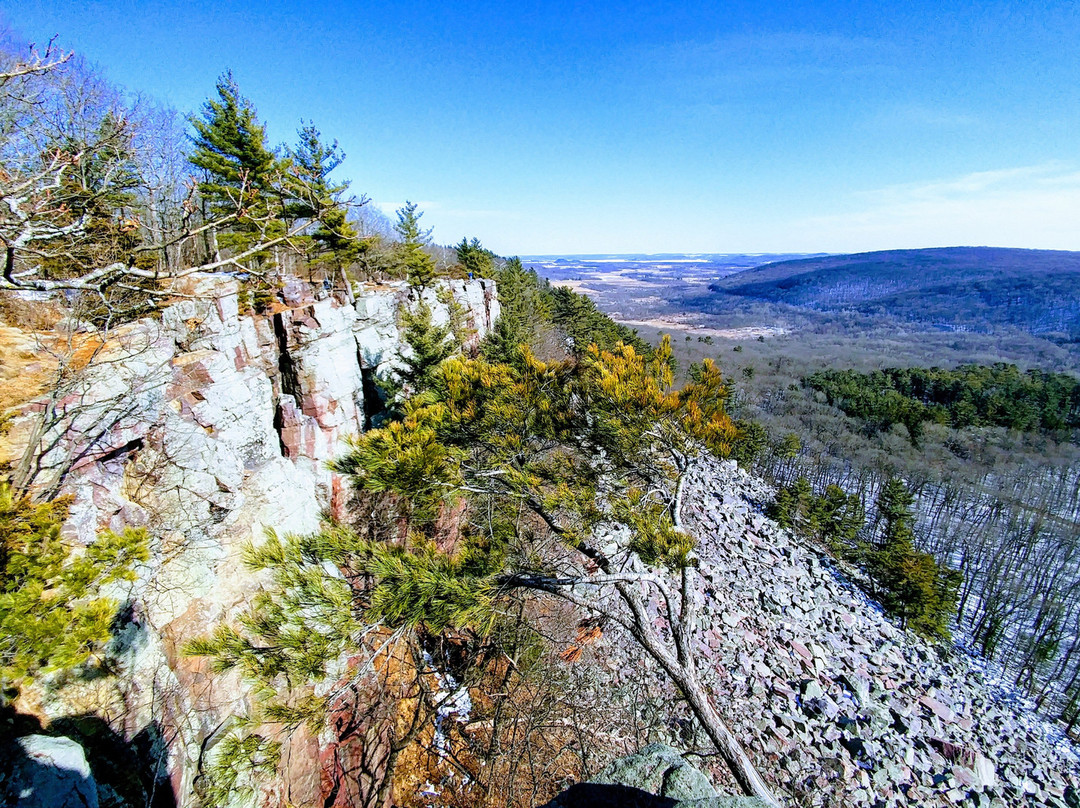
[861,163,1071,201]
[640,30,895,92]
[791,163,1080,251]
[1037,169,1080,188]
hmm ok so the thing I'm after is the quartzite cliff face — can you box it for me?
[3,275,498,806]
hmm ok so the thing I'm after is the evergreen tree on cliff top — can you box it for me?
[285,123,360,264]
[0,45,359,301]
[395,201,437,290]
[455,236,496,278]
[189,71,283,258]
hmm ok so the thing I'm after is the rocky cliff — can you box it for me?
[2,275,498,806]
[5,274,1080,808]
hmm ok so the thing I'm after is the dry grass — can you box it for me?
[0,315,109,472]
[0,325,56,411]
[0,324,109,411]
[0,292,65,332]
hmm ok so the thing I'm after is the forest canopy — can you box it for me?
[805,363,1080,439]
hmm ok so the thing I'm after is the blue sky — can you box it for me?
[4,1,1080,254]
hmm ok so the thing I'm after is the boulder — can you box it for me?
[542,744,770,807]
[593,743,715,801]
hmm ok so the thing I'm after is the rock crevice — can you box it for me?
[3,275,498,807]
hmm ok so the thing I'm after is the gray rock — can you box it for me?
[593,743,716,801]
[840,673,871,707]
[544,744,770,807]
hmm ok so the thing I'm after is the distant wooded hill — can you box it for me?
[708,247,1080,338]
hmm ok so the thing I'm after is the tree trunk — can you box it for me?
[613,581,784,807]
[674,669,783,806]
[339,263,356,304]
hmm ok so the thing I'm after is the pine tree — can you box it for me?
[769,478,864,558]
[394,201,436,290]
[286,126,355,251]
[816,483,865,556]
[191,336,782,805]
[867,477,959,639]
[0,483,148,705]
[189,71,283,259]
[284,124,361,294]
[481,257,550,365]
[0,47,359,302]
[285,124,344,215]
[868,478,918,614]
[346,337,774,801]
[455,236,495,278]
[379,299,458,412]
[548,285,651,356]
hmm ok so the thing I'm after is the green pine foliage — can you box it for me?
[45,109,145,273]
[4,41,366,319]
[615,489,695,570]
[364,542,499,632]
[188,74,359,285]
[729,418,768,466]
[436,286,473,348]
[379,299,459,409]
[481,257,552,365]
[285,124,360,269]
[398,300,457,389]
[865,478,961,640]
[189,72,283,258]
[806,364,1080,439]
[395,201,437,291]
[455,237,496,278]
[330,407,464,527]
[547,285,651,356]
[0,484,149,703]
[327,333,741,628]
[184,528,366,688]
[285,123,346,219]
[14,74,155,323]
[769,477,865,557]
[194,731,281,808]
[476,253,653,367]
[771,476,959,640]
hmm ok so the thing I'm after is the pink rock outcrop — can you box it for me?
[5,274,498,806]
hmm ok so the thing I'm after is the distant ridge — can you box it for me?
[709,247,1080,336]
